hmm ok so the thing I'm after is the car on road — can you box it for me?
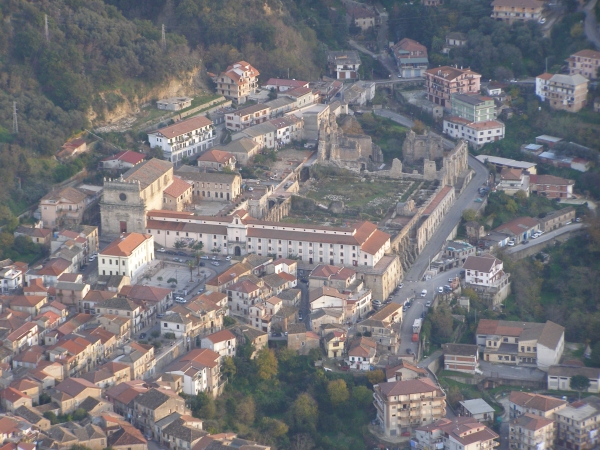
[565,221,572,225]
[403,306,407,312]
[175,297,186,303]
[507,240,515,246]
[420,289,427,297]
[397,74,402,78]
[211,256,217,260]
[398,283,404,289]
[177,251,186,256]
[300,278,308,283]
[197,288,204,295]
[539,17,546,24]
[157,314,164,318]
[576,217,581,223]
[157,248,166,253]
[88,255,96,262]
[211,261,220,266]
[200,256,209,260]
[531,233,539,239]
[199,262,205,266]
[522,240,530,245]
[474,197,483,203]
[139,333,147,339]
[271,332,282,338]
[226,256,231,260]
[372,299,382,307]
[438,286,443,293]
[425,301,432,307]
[448,278,453,283]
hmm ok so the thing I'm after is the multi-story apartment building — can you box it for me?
[451,94,496,122]
[508,392,567,419]
[509,413,555,450]
[535,73,589,112]
[133,388,187,438]
[491,0,544,23]
[497,168,529,196]
[392,38,429,78]
[567,49,600,80]
[148,115,215,163]
[98,233,154,281]
[463,255,506,287]
[476,319,565,371]
[164,348,223,397]
[442,343,479,374]
[238,116,304,150]
[373,378,446,437]
[529,174,574,199]
[414,417,499,450]
[327,51,361,80]
[443,116,505,147]
[555,397,600,450]
[215,61,259,104]
[40,186,95,228]
[225,104,271,131]
[425,66,481,108]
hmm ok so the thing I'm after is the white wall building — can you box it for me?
[98,233,154,281]
[200,329,237,360]
[443,116,505,148]
[148,116,215,163]
[463,255,505,287]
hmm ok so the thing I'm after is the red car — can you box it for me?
[340,366,350,372]
[401,431,411,437]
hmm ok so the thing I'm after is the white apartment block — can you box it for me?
[443,117,505,148]
[415,417,499,450]
[148,115,215,163]
[200,329,237,360]
[463,255,505,287]
[98,233,154,281]
[225,104,271,131]
[236,116,304,150]
[145,210,391,267]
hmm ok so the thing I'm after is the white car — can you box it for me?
[200,256,209,260]
[539,17,546,24]
[507,241,515,246]
[157,248,166,253]
[248,187,254,192]
[211,261,220,266]
[225,256,231,261]
[565,221,572,225]
[438,286,443,293]
[531,234,539,239]
[211,256,217,260]
[425,301,432,307]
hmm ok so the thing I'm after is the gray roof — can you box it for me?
[264,97,296,109]
[233,326,267,341]
[460,398,495,415]
[452,93,491,106]
[122,159,173,190]
[278,289,301,301]
[55,281,87,291]
[398,57,429,64]
[97,297,139,311]
[175,168,239,183]
[216,137,259,155]
[163,418,207,442]
[15,405,45,424]
[327,50,361,65]
[134,389,172,410]
[537,321,565,350]
[243,254,272,269]
[443,343,478,357]
[241,122,277,137]
[156,412,183,429]
[288,323,307,334]
[548,365,600,379]
[549,73,589,86]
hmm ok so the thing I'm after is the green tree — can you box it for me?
[174,240,187,249]
[255,348,278,380]
[514,190,528,203]
[222,356,237,379]
[352,385,373,408]
[44,411,58,425]
[570,375,591,399]
[72,408,87,421]
[429,305,454,344]
[167,278,177,285]
[462,209,478,222]
[289,393,318,432]
[327,379,349,406]
[366,369,385,385]
[260,417,289,438]
[236,397,256,425]
[69,446,93,450]
[446,385,464,408]
[187,259,196,281]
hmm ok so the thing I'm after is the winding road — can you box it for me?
[583,0,600,50]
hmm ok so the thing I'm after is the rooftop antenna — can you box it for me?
[161,24,166,50]
[12,102,18,134]
[44,14,49,41]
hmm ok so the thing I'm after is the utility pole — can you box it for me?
[161,24,166,50]
[545,57,548,73]
[12,102,18,134]
[44,14,49,41]
[287,67,290,79]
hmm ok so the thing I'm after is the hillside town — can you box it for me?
[1,0,600,449]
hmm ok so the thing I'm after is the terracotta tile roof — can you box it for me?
[264,78,309,89]
[180,348,220,369]
[203,329,236,344]
[100,233,152,257]
[83,290,116,302]
[394,38,428,55]
[463,255,501,273]
[492,0,543,8]
[164,177,192,198]
[119,284,171,302]
[509,392,566,412]
[571,49,600,59]
[197,149,235,164]
[108,425,147,447]
[529,174,573,186]
[151,115,213,139]
[309,286,347,303]
[6,322,37,342]
[37,258,71,276]
[426,66,480,81]
[232,103,270,116]
[500,168,523,181]
[494,216,539,236]
[55,377,100,397]
[378,378,441,396]
[0,417,20,434]
[0,387,31,403]
[511,413,554,431]
[102,150,146,165]
[285,86,313,97]
[423,186,454,215]
[41,186,87,204]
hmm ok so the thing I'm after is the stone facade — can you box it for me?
[317,113,383,171]
[402,130,444,165]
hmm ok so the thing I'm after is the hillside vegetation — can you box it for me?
[0,0,329,220]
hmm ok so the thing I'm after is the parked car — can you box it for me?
[372,300,382,306]
[474,198,483,203]
[438,286,443,293]
[157,248,166,253]
[398,283,403,289]
[199,262,205,266]
[271,332,282,337]
[507,240,515,246]
[211,261,220,266]
[197,288,204,295]
[211,256,217,260]
[139,333,147,339]
[522,240,530,245]
[421,289,427,297]
[406,348,414,355]
[425,301,432,307]
[200,256,209,260]
[576,217,582,223]
[226,256,231,260]
[565,221,572,225]
[177,251,186,256]
[448,278,454,283]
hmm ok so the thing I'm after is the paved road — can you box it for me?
[583,0,600,50]
[505,222,584,255]
[374,110,489,355]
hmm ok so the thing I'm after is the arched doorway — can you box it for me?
[234,246,241,256]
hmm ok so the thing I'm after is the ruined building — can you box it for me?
[317,113,384,171]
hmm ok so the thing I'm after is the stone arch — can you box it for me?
[234,246,241,256]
